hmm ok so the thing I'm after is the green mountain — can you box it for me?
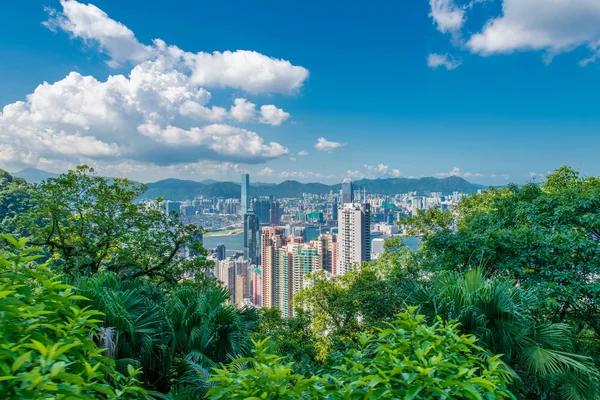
[141,176,485,200]
[14,168,59,183]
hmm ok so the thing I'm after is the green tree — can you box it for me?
[0,170,34,237]
[15,166,210,286]
[295,241,416,359]
[400,268,600,399]
[255,307,319,374]
[406,167,600,337]
[0,236,146,399]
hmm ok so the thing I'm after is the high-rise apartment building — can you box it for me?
[241,174,250,217]
[260,226,286,309]
[341,178,354,204]
[338,203,371,275]
[316,234,338,275]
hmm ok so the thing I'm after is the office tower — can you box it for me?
[270,200,282,225]
[341,178,354,205]
[253,198,271,225]
[316,234,338,274]
[338,203,371,275]
[215,244,226,261]
[244,210,260,266]
[241,174,250,216]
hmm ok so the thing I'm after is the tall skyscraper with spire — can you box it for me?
[241,173,250,217]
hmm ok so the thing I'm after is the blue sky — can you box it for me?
[0,0,599,184]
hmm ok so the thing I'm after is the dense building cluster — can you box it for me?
[158,174,468,314]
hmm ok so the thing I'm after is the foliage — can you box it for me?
[75,272,259,396]
[405,167,600,338]
[13,166,210,286]
[76,273,175,394]
[295,241,416,359]
[400,268,600,399]
[0,169,34,237]
[0,235,146,399]
[207,308,516,399]
[255,307,319,374]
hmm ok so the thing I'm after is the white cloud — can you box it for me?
[258,167,274,176]
[1,1,302,176]
[314,137,344,153]
[434,167,485,179]
[429,0,466,34]
[259,105,290,126]
[363,164,401,178]
[433,167,462,178]
[45,1,309,93]
[297,150,309,156]
[463,172,484,178]
[427,53,462,70]
[230,98,256,123]
[346,170,365,179]
[137,123,288,160]
[466,0,600,64]
[192,51,309,94]
[44,0,152,67]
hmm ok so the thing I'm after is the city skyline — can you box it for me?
[1,1,600,185]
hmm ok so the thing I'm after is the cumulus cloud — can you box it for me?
[346,170,366,179]
[427,53,462,70]
[0,62,288,171]
[45,1,309,93]
[43,0,152,67]
[230,98,256,123]
[429,0,466,34]
[434,167,484,179]
[466,0,600,63]
[257,167,274,176]
[0,0,302,177]
[297,150,309,156]
[314,137,344,153]
[259,105,290,126]
[364,164,401,177]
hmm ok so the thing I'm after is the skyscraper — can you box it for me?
[270,200,282,225]
[244,210,260,266]
[241,173,250,217]
[338,203,371,275]
[215,244,226,261]
[316,234,338,274]
[341,178,354,204]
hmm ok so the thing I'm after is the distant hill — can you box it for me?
[14,168,59,183]
[7,168,486,200]
[142,176,485,200]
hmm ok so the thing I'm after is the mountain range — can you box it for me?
[142,176,485,200]
[8,168,486,199]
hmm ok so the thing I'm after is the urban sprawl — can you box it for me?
[146,175,471,317]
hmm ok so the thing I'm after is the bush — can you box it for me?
[0,235,146,399]
[207,308,516,399]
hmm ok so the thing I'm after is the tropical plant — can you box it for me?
[0,235,146,399]
[400,268,600,399]
[207,308,517,399]
[76,273,175,394]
